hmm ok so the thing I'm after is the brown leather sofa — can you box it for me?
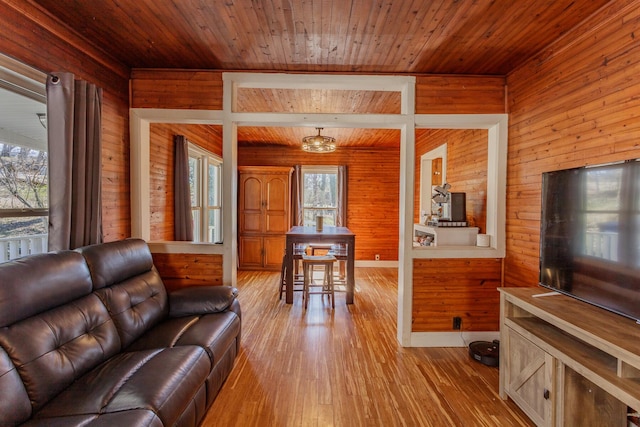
[0,238,241,427]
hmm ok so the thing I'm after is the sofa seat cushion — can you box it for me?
[32,346,210,427]
[127,311,241,365]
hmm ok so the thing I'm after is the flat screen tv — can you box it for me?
[539,159,640,323]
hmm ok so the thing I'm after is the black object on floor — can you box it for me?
[469,340,500,367]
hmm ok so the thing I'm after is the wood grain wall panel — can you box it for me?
[447,129,488,231]
[238,145,400,261]
[151,252,223,292]
[101,98,131,241]
[130,69,224,110]
[415,75,506,114]
[130,70,506,115]
[504,1,640,289]
[414,129,488,231]
[412,258,502,332]
[149,123,223,241]
[0,0,131,242]
[236,88,401,114]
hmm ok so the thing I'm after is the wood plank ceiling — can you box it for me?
[32,0,612,148]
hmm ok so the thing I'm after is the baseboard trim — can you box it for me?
[355,260,398,268]
[409,331,500,347]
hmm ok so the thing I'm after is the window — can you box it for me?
[302,166,338,227]
[188,142,222,243]
[0,57,48,262]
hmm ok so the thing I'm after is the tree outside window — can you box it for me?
[302,166,338,226]
[0,74,49,261]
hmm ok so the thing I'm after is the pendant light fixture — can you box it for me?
[302,127,336,153]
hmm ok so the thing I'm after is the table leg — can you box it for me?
[285,239,294,304]
[347,237,355,304]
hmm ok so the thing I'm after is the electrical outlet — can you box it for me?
[453,316,462,330]
[375,254,380,261]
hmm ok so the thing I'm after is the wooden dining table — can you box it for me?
[284,226,355,304]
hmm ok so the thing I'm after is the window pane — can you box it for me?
[0,144,48,209]
[0,216,48,238]
[0,216,48,262]
[303,208,336,227]
[208,163,220,206]
[303,173,337,208]
[191,209,201,242]
[208,208,221,243]
[189,157,199,207]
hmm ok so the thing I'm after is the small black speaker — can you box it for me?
[450,192,466,222]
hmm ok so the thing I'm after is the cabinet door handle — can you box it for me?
[543,389,550,400]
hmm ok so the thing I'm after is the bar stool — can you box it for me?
[279,246,305,300]
[327,243,348,287]
[302,254,336,309]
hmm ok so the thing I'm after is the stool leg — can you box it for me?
[329,264,334,308]
[304,263,310,309]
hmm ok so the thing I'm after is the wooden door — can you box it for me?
[239,173,264,234]
[505,327,554,426]
[264,174,290,234]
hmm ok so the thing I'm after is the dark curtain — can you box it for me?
[174,135,194,241]
[292,165,303,226]
[46,73,102,251]
[336,165,348,227]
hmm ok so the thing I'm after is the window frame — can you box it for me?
[301,165,339,227]
[187,142,223,243]
[0,54,48,261]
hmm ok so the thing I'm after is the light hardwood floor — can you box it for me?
[202,268,534,427]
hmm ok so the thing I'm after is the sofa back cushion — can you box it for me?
[0,293,121,412]
[79,239,169,348]
[0,251,92,327]
[0,251,121,420]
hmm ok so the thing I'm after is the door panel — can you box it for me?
[239,236,263,269]
[506,328,553,426]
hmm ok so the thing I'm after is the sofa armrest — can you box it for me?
[169,286,238,317]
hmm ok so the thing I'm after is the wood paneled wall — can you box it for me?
[412,258,502,332]
[414,129,488,231]
[238,145,401,262]
[504,1,640,288]
[151,253,223,292]
[131,70,506,114]
[415,76,506,114]
[131,70,224,110]
[149,123,223,241]
[0,0,131,243]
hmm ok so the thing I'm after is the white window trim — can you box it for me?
[188,141,222,243]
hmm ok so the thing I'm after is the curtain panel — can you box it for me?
[292,165,303,226]
[174,135,194,241]
[336,165,348,227]
[46,73,102,251]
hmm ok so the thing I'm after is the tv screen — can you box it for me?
[539,159,640,322]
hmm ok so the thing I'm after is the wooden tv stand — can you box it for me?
[498,287,640,426]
